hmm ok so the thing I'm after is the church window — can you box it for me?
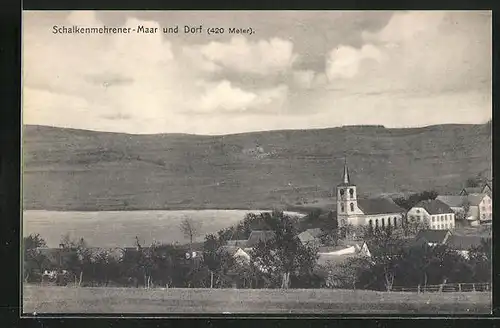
[340,189,345,197]
[416,209,420,214]
[341,203,345,212]
[393,217,397,228]
[349,188,354,198]
[350,203,354,212]
[381,218,385,228]
[369,220,373,227]
[375,219,379,228]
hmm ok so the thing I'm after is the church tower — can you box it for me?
[336,158,359,227]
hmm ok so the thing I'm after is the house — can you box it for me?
[467,193,492,223]
[414,229,452,247]
[446,235,486,259]
[336,160,405,228]
[216,246,251,264]
[316,241,371,267]
[407,199,456,230]
[243,230,276,250]
[436,195,467,213]
[460,182,492,196]
[437,193,492,224]
[297,228,322,246]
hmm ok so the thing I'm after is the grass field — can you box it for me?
[23,285,492,314]
[23,124,492,211]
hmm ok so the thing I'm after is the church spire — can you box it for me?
[342,157,350,185]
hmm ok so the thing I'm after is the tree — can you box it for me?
[179,218,201,251]
[23,234,48,282]
[249,211,319,289]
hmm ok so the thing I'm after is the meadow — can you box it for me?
[23,285,492,314]
[23,210,304,248]
[23,123,491,212]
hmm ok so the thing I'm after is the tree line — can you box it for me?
[23,210,491,290]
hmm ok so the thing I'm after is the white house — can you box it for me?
[217,246,251,264]
[437,193,492,224]
[407,199,456,230]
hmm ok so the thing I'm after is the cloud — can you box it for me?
[326,44,384,80]
[23,11,491,135]
[326,11,491,95]
[199,35,298,75]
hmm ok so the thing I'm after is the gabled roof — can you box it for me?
[357,198,404,215]
[415,229,451,244]
[467,193,488,206]
[460,187,483,195]
[305,228,323,238]
[436,195,466,208]
[446,235,485,251]
[414,199,453,215]
[297,231,317,244]
[246,230,276,248]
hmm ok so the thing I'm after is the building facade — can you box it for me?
[407,199,456,230]
[336,160,405,228]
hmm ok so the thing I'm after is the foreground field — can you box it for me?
[23,285,492,314]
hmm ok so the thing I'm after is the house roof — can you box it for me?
[318,245,354,253]
[446,235,485,250]
[414,199,453,215]
[467,193,487,206]
[245,230,276,248]
[305,228,323,238]
[357,198,404,215]
[415,229,451,244]
[436,195,465,208]
[298,231,317,244]
[461,187,483,195]
[226,240,248,247]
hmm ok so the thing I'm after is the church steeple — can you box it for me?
[342,157,350,185]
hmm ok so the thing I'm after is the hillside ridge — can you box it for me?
[23,123,492,211]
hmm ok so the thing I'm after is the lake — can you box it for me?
[22,210,305,248]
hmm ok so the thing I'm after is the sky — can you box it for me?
[22,10,492,135]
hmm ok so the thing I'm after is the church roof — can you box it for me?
[337,158,352,186]
[357,198,405,215]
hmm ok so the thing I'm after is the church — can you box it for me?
[336,160,405,229]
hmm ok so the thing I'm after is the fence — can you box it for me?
[391,282,491,293]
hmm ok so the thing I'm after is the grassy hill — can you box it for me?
[22,123,492,211]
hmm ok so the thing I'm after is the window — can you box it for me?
[375,219,379,228]
[381,218,385,228]
[482,206,486,212]
[349,188,354,198]
[388,218,391,227]
[340,189,345,197]
[341,203,345,212]
[393,217,397,228]
[432,217,435,222]
[369,220,373,227]
[416,209,420,214]
[482,214,486,220]
[350,203,354,212]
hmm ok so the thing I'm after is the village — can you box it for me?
[24,160,492,292]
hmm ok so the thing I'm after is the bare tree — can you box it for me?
[179,218,201,250]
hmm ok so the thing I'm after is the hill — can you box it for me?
[22,123,492,211]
